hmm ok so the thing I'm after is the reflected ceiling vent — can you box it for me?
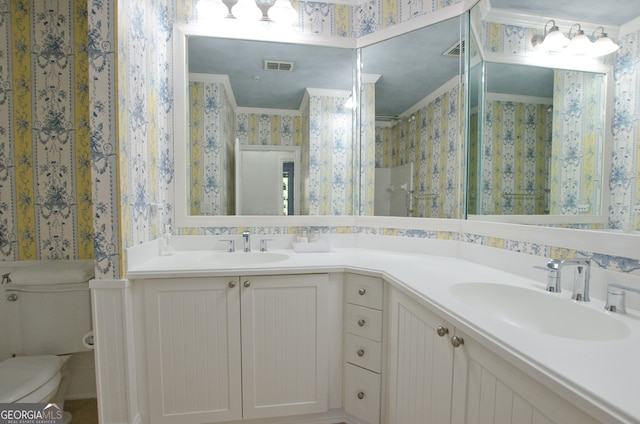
[264,60,294,71]
[443,39,465,57]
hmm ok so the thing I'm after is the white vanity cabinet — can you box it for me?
[343,273,384,424]
[143,274,329,424]
[386,287,602,424]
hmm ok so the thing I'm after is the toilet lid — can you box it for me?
[0,355,64,403]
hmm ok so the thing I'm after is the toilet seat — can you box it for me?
[0,355,64,403]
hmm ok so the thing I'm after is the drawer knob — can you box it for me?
[357,349,365,357]
[357,391,365,400]
[228,281,236,288]
[243,280,251,288]
[358,319,366,327]
[358,288,366,295]
[436,326,449,337]
[451,335,464,348]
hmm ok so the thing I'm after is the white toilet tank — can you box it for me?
[5,260,94,356]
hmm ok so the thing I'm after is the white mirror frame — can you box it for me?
[173,23,359,228]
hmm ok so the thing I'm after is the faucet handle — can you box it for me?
[605,284,640,314]
[533,265,561,293]
[260,239,274,252]
[220,239,235,252]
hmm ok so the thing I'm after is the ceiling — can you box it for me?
[187,0,640,118]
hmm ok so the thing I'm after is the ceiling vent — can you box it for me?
[264,60,294,71]
[443,39,465,57]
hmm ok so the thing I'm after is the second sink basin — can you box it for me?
[449,282,631,341]
[208,252,290,266]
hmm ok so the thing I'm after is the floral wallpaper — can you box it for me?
[375,81,465,219]
[305,93,354,215]
[0,0,93,261]
[611,28,640,232]
[479,99,552,215]
[188,78,235,215]
[550,70,605,216]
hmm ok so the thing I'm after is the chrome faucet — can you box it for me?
[545,258,591,301]
[242,231,251,252]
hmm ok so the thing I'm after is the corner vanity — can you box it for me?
[116,240,640,424]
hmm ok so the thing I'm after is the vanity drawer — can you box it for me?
[345,333,382,373]
[345,274,383,310]
[345,304,383,342]
[344,363,381,424]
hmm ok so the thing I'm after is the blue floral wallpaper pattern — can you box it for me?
[1,0,93,262]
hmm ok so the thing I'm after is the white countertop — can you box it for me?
[127,247,640,424]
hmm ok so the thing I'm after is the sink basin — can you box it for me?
[208,252,289,266]
[450,283,631,341]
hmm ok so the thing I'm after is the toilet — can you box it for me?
[0,260,94,420]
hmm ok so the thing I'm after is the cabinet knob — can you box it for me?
[357,391,365,400]
[436,326,449,337]
[451,335,464,348]
[358,319,366,327]
[357,349,365,357]
[228,281,236,288]
[358,288,366,295]
[243,280,251,288]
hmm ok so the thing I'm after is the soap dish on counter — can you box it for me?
[292,239,332,253]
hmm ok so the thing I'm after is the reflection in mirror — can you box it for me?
[182,35,356,216]
[469,62,606,218]
[362,15,467,218]
[467,1,611,226]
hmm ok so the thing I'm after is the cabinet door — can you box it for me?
[451,329,601,424]
[240,274,329,420]
[386,288,455,424]
[144,278,242,424]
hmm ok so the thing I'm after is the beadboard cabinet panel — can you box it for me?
[144,277,242,424]
[386,288,455,424]
[451,330,601,424]
[241,274,329,420]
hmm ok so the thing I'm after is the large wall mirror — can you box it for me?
[467,0,613,226]
[175,30,357,221]
[362,16,467,218]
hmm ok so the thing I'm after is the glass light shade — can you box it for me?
[196,0,228,20]
[233,0,262,21]
[589,34,620,57]
[566,32,592,55]
[540,26,569,51]
[268,0,298,24]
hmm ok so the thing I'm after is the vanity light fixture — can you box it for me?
[197,0,297,23]
[531,20,620,57]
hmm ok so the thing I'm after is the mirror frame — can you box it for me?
[466,12,615,226]
[173,23,361,227]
